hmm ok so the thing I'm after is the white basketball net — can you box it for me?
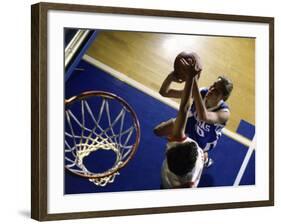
[65,94,139,187]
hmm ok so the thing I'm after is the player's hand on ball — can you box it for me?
[175,58,194,79]
[174,52,202,79]
[169,71,185,83]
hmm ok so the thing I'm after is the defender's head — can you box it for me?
[166,141,198,176]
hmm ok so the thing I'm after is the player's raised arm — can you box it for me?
[154,52,202,139]
[159,71,184,99]
[192,77,232,124]
[171,59,195,140]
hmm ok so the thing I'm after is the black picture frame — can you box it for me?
[31,2,274,221]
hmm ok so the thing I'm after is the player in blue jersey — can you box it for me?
[154,54,233,167]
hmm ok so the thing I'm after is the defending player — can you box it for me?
[154,52,233,167]
[160,55,205,189]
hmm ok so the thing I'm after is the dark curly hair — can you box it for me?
[166,141,198,176]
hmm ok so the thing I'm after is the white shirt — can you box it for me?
[161,137,204,188]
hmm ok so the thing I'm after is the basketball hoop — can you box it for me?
[65,91,140,187]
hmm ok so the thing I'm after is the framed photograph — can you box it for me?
[31,2,274,221]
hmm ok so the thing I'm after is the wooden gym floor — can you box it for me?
[86,31,255,133]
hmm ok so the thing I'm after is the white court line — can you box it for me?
[233,134,256,186]
[83,54,179,109]
[83,54,252,148]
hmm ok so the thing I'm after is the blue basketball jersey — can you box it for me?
[185,88,229,152]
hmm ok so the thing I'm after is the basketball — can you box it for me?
[173,52,202,80]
